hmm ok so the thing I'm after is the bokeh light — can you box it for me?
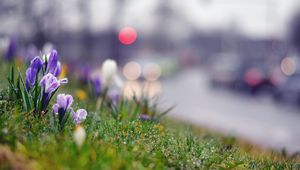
[123,61,142,80]
[244,68,262,86]
[143,81,162,98]
[118,27,137,45]
[123,81,142,99]
[143,63,161,81]
[281,57,297,76]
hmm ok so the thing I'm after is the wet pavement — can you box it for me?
[161,68,300,154]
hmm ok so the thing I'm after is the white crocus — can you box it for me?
[73,125,86,148]
[101,59,118,87]
[42,42,54,54]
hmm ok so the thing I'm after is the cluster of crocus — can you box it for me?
[16,48,88,130]
[23,49,67,114]
[90,59,122,97]
[53,93,87,130]
[89,59,123,112]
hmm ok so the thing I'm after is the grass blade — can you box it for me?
[156,105,176,120]
[17,69,32,111]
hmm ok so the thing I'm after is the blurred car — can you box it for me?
[209,53,240,88]
[273,72,300,105]
[209,54,276,94]
[233,62,277,94]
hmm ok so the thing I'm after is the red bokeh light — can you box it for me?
[118,27,137,45]
[244,68,263,86]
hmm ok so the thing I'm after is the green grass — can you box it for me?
[1,95,300,170]
[0,60,300,169]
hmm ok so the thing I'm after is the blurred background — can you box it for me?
[2,0,300,153]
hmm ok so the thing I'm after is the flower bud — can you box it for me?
[101,59,117,87]
[73,125,86,148]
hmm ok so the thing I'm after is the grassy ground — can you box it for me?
[0,60,300,169]
[1,95,300,170]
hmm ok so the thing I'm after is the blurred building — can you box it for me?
[0,0,299,64]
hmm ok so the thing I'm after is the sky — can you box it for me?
[1,0,300,39]
[82,0,300,38]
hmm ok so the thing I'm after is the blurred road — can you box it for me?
[161,68,300,154]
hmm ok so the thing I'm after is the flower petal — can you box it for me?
[57,94,66,109]
[48,50,58,74]
[30,56,43,71]
[60,78,68,84]
[40,73,60,94]
[65,94,73,109]
[54,61,62,77]
[72,109,88,124]
[53,103,59,114]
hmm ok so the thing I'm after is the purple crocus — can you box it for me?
[108,89,120,106]
[139,114,151,121]
[71,109,88,124]
[47,50,58,72]
[4,38,17,61]
[40,73,67,94]
[40,73,68,110]
[92,77,102,97]
[53,94,73,125]
[25,57,44,91]
[30,56,44,71]
[53,61,62,77]
[53,94,73,113]
[79,66,90,85]
[25,67,36,91]
[44,50,62,77]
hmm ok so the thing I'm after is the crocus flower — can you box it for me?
[4,38,16,61]
[40,73,68,110]
[53,61,62,77]
[47,50,58,73]
[25,57,44,91]
[102,59,117,87]
[40,73,64,94]
[139,114,151,121]
[108,89,120,106]
[43,50,62,77]
[71,109,88,124]
[79,66,90,85]
[30,56,44,71]
[25,67,36,91]
[53,94,73,114]
[73,125,86,148]
[53,94,73,125]
[92,77,102,97]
